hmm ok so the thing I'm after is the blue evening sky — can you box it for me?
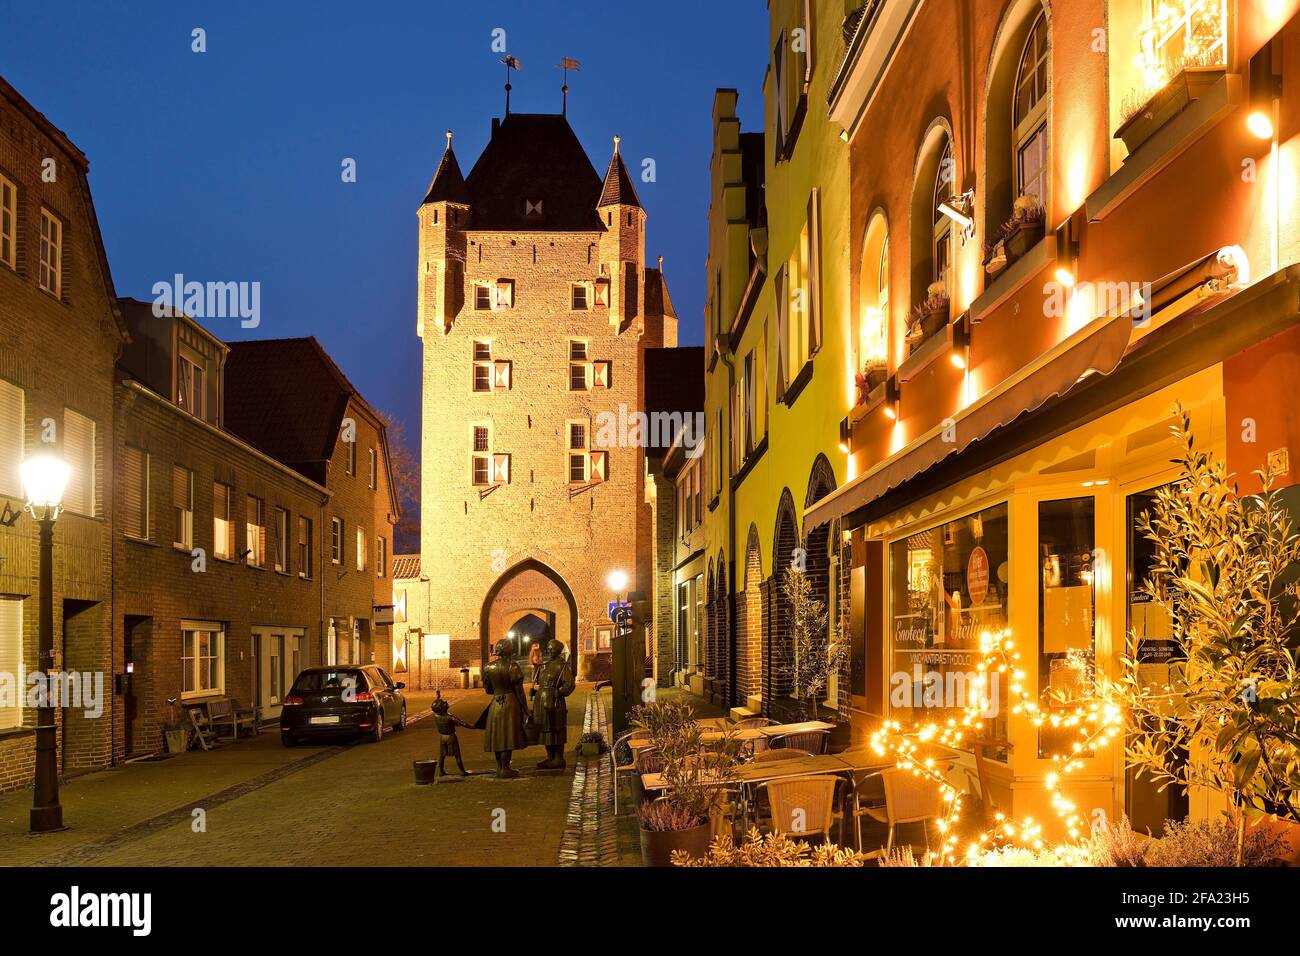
[0,0,766,449]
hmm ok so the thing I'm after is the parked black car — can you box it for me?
[280,665,406,746]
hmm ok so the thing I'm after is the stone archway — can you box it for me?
[766,489,801,715]
[479,559,579,666]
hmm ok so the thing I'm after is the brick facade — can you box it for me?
[417,115,676,677]
[0,79,124,792]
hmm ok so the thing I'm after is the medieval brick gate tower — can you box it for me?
[416,107,676,681]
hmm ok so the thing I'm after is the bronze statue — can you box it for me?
[430,691,469,778]
[532,639,575,770]
[482,637,528,778]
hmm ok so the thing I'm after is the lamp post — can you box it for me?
[20,453,71,833]
[607,570,641,738]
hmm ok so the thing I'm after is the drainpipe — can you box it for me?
[718,337,737,712]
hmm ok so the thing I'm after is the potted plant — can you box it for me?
[162,697,188,754]
[630,698,744,866]
[779,566,849,722]
[1116,56,1225,155]
[855,363,887,403]
[1108,405,1300,865]
[907,283,949,353]
[577,731,606,758]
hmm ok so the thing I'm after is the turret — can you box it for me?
[597,135,646,332]
[417,131,470,337]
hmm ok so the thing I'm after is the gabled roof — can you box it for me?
[597,145,641,208]
[462,113,605,231]
[392,554,421,580]
[223,337,381,486]
[422,137,470,205]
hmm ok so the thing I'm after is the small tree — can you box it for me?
[780,567,849,721]
[1115,405,1300,865]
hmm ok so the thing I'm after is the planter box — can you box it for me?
[639,823,711,867]
[857,365,887,402]
[1116,67,1226,155]
[579,741,602,758]
[907,303,949,355]
[1004,221,1044,261]
[164,728,188,754]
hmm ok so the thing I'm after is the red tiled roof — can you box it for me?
[391,554,421,579]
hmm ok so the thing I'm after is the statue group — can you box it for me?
[481,636,574,778]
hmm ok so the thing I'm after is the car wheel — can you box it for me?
[281,734,298,748]
[394,704,407,731]
[370,706,384,743]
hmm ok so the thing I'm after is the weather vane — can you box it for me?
[501,53,521,114]
[556,56,581,115]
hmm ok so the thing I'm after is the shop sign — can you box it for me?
[967,546,989,605]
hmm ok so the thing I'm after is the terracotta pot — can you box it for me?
[580,742,601,758]
[639,823,711,867]
[412,759,439,785]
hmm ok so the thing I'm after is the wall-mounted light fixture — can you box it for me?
[1248,41,1281,141]
[1054,215,1082,289]
[883,375,901,421]
[949,312,972,370]
[937,190,976,243]
[838,416,851,453]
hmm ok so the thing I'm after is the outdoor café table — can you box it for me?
[757,720,836,739]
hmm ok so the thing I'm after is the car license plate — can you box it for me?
[310,715,340,725]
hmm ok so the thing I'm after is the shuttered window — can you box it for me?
[0,174,14,270]
[62,409,95,516]
[0,597,21,730]
[355,527,366,572]
[172,467,193,549]
[121,445,149,539]
[245,496,264,567]
[213,481,233,559]
[377,536,387,578]
[298,516,312,579]
[274,507,289,573]
[0,379,23,497]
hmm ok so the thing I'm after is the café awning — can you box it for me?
[805,310,1133,531]
[805,247,1260,532]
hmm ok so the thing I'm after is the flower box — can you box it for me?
[1116,66,1225,156]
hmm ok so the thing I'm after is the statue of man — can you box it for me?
[482,638,527,778]
[532,639,575,770]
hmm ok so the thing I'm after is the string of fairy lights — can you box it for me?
[867,628,1124,865]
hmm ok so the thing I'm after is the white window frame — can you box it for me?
[377,535,387,578]
[355,526,366,572]
[568,339,590,392]
[933,140,955,293]
[172,467,194,550]
[176,350,205,420]
[0,173,15,270]
[181,621,225,700]
[213,480,233,559]
[39,208,60,297]
[368,447,377,490]
[1013,12,1050,207]
[330,516,343,565]
[298,515,313,579]
[245,495,265,567]
[471,423,493,487]
[567,419,589,484]
[274,506,289,573]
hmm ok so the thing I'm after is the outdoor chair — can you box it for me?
[630,746,664,810]
[757,774,842,843]
[768,729,829,754]
[854,763,953,855]
[184,705,218,751]
[971,739,1013,826]
[612,729,651,816]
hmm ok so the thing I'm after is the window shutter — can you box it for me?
[0,379,23,497]
[172,467,190,511]
[807,189,822,354]
[493,361,512,391]
[774,264,789,398]
[494,279,514,309]
[122,446,147,538]
[589,450,608,483]
[593,277,610,307]
[492,453,511,485]
[591,361,610,389]
[62,410,95,516]
[0,597,20,730]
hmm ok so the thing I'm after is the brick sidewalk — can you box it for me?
[0,686,594,867]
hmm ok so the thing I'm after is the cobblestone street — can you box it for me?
[0,689,600,867]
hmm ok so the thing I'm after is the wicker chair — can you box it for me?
[612,729,651,816]
[854,764,951,854]
[768,729,829,754]
[757,775,841,843]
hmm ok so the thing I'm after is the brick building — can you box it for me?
[114,308,399,755]
[416,112,677,679]
[0,77,126,790]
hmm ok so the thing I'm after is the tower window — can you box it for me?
[473,341,493,392]
[571,284,590,310]
[475,285,492,310]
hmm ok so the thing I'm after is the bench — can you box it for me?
[206,697,259,740]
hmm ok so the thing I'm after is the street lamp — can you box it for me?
[19,452,71,833]
[606,569,628,596]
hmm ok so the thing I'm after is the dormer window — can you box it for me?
[177,352,205,420]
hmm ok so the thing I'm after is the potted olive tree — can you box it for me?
[1111,406,1300,866]
[631,699,743,866]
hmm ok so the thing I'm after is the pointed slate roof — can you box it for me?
[462,113,604,231]
[422,133,470,205]
[598,138,642,208]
